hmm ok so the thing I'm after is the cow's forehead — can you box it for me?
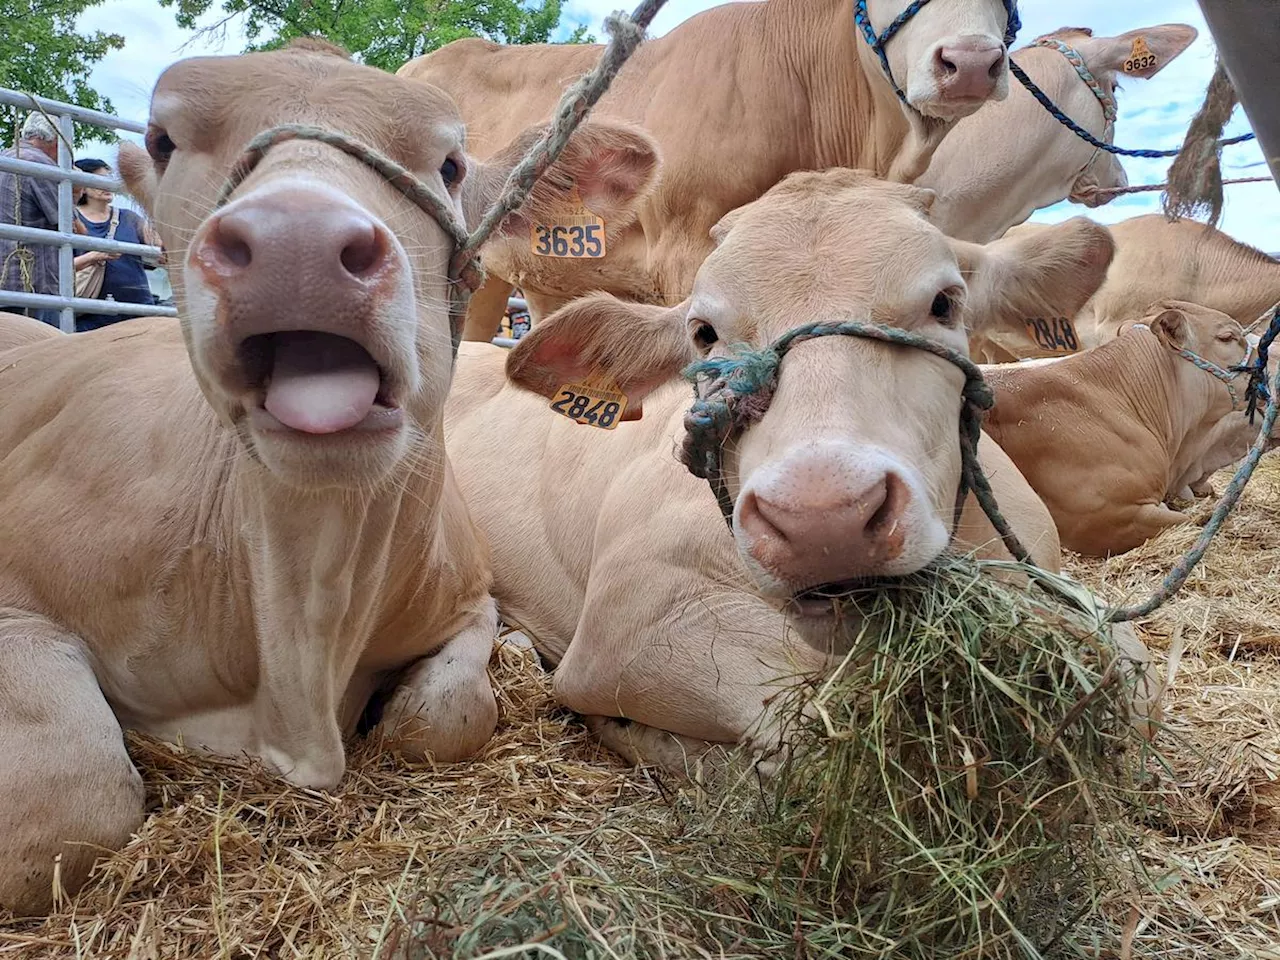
[153,53,464,150]
[702,189,957,313]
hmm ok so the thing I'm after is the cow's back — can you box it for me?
[398,39,604,159]
[1085,216,1280,343]
[0,311,61,353]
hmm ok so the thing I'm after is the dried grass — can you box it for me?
[4,458,1280,959]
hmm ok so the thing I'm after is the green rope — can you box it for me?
[680,320,1034,565]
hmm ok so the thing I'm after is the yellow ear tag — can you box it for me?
[1122,36,1157,74]
[530,186,607,259]
[1022,316,1081,354]
[549,375,629,430]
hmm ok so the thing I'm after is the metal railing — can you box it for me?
[0,87,177,332]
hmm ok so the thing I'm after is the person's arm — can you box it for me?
[73,250,116,270]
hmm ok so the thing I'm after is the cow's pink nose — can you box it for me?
[738,469,912,588]
[191,186,394,329]
[934,37,1004,100]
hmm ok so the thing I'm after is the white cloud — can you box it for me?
[65,0,1277,248]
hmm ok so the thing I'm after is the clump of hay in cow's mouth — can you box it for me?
[743,554,1158,959]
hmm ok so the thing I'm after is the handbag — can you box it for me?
[74,207,120,300]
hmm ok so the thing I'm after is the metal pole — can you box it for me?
[1195,0,1280,189]
[55,113,74,333]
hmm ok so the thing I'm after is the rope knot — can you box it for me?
[679,347,781,479]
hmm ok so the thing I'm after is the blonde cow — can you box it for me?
[983,301,1267,556]
[975,215,1280,362]
[919,24,1198,241]
[444,170,1132,770]
[399,0,1023,341]
[0,43,659,915]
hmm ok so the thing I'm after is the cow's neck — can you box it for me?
[228,429,447,785]
[769,0,949,181]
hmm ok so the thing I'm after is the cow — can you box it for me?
[0,311,60,350]
[918,24,1198,241]
[981,301,1261,556]
[442,169,1144,772]
[397,0,1023,341]
[0,42,660,915]
[973,215,1280,363]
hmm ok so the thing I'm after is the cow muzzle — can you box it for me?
[188,182,415,439]
[736,443,950,598]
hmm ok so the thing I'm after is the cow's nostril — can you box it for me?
[865,472,908,538]
[339,223,384,277]
[208,214,253,270]
[935,48,958,76]
[988,54,1005,80]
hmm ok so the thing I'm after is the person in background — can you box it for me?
[0,112,64,327]
[71,157,156,331]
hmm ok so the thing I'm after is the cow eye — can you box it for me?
[1216,331,1238,343]
[440,156,463,188]
[145,126,176,164]
[930,291,955,324]
[691,320,719,352]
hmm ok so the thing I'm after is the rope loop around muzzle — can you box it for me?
[680,320,1033,565]
[208,0,669,357]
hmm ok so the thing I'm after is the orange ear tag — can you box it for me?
[548,375,629,430]
[1122,37,1158,74]
[530,186,607,259]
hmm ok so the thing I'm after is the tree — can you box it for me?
[0,0,124,147]
[162,0,593,74]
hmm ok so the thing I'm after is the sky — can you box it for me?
[71,0,1276,249]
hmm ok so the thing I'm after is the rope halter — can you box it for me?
[1131,321,1252,412]
[213,123,483,358]
[1031,38,1117,128]
[679,319,1031,564]
[854,0,1022,104]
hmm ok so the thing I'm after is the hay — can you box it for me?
[5,460,1280,958]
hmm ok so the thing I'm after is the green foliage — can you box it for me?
[0,0,124,148]
[159,0,595,73]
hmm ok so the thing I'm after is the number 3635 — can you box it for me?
[533,224,604,258]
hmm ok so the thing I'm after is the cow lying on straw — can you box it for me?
[0,41,660,915]
[446,168,1159,771]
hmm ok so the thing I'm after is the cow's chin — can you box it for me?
[241,405,413,491]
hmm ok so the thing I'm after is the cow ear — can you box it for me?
[117,141,157,214]
[955,217,1114,332]
[506,294,695,421]
[1151,307,1190,349]
[1082,24,1198,80]
[462,121,661,238]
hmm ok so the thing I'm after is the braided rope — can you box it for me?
[1093,175,1272,198]
[680,320,1033,565]
[854,0,1021,103]
[1009,59,1256,158]
[1031,38,1116,125]
[209,0,667,357]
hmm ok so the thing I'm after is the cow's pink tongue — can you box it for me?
[263,331,381,434]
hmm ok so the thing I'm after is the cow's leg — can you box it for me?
[1116,502,1191,551]
[1189,476,1216,498]
[372,598,500,762]
[461,276,515,343]
[0,612,144,916]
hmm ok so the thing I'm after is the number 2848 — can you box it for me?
[534,224,603,257]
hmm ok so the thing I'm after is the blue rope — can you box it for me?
[1009,59,1256,159]
[1237,305,1280,423]
[855,0,1021,103]
[680,320,1032,565]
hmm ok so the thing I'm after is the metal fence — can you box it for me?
[0,87,178,332]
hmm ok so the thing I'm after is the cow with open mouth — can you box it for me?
[0,39,660,915]
[443,169,1144,772]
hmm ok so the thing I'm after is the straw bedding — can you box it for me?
[3,457,1280,959]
